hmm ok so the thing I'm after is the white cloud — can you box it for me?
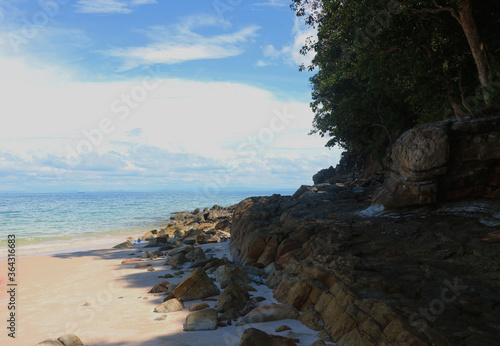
[104,16,259,71]
[254,0,288,7]
[75,0,156,14]
[0,56,341,191]
[253,60,274,68]
[262,17,316,67]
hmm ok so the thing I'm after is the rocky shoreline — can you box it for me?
[36,182,500,345]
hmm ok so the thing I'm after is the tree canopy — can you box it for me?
[292,0,500,156]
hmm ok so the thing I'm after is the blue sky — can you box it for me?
[0,0,342,193]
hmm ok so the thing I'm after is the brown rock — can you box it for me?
[149,281,170,293]
[189,303,210,312]
[239,328,271,346]
[216,283,250,313]
[170,268,220,302]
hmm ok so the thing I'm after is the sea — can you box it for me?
[0,190,294,257]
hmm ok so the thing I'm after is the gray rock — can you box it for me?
[183,309,218,331]
[240,304,299,324]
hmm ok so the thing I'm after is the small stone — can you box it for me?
[275,325,292,332]
[147,267,156,272]
[57,334,83,346]
[154,298,184,313]
[163,274,173,278]
[154,315,167,321]
[135,263,152,268]
[82,302,91,306]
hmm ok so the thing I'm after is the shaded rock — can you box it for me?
[183,308,218,331]
[275,325,292,332]
[242,283,257,292]
[189,303,210,312]
[165,253,188,266]
[170,268,220,302]
[216,283,250,313]
[239,328,271,346]
[240,304,299,324]
[239,298,260,317]
[154,298,184,313]
[186,247,205,262]
[113,240,132,249]
[215,265,251,288]
[149,281,170,293]
[135,263,151,268]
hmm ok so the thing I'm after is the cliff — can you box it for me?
[230,115,500,345]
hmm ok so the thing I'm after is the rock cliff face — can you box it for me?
[373,115,500,208]
[230,186,500,345]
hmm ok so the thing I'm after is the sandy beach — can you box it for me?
[0,238,319,346]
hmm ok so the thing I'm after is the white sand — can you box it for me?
[0,240,320,345]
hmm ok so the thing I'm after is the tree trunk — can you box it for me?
[457,0,490,99]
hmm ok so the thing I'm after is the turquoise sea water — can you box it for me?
[0,190,293,251]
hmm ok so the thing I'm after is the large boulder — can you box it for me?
[168,268,220,302]
[374,115,500,208]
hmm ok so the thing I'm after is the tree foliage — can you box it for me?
[292,0,500,156]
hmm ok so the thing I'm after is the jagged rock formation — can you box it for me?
[373,115,500,208]
[230,186,500,345]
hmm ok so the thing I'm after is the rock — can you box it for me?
[242,283,257,292]
[141,231,157,240]
[239,298,260,317]
[165,253,188,266]
[310,340,326,346]
[169,268,220,302]
[216,283,250,313]
[121,259,139,264]
[135,263,151,268]
[57,334,83,346]
[189,303,210,311]
[149,281,170,293]
[183,308,218,331]
[147,267,155,272]
[239,328,271,345]
[36,341,64,346]
[154,315,167,321]
[167,245,194,256]
[373,115,500,207]
[154,298,184,313]
[186,247,205,262]
[275,325,292,332]
[240,304,299,324]
[113,240,132,249]
[215,265,251,288]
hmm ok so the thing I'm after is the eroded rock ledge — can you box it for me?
[373,114,500,208]
[230,185,500,345]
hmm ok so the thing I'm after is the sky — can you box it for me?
[0,0,342,193]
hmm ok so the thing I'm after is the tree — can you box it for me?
[292,0,500,156]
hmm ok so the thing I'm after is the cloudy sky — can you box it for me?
[0,0,341,193]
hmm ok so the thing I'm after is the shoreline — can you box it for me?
[0,203,321,345]
[0,230,147,259]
